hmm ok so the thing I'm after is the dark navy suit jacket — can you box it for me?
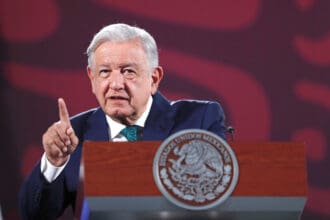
[19,92,226,219]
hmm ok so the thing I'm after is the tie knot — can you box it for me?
[120,125,140,141]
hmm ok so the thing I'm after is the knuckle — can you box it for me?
[54,121,63,129]
[55,140,65,147]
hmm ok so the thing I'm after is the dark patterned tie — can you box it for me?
[120,125,139,141]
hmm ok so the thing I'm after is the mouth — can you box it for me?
[109,96,129,101]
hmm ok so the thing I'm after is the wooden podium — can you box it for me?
[75,141,307,220]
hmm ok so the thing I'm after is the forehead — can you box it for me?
[94,39,147,62]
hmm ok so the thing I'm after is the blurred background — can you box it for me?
[1,0,329,219]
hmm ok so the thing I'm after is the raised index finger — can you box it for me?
[58,98,70,123]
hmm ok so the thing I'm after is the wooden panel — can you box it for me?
[82,141,307,197]
[83,141,160,196]
[231,142,307,196]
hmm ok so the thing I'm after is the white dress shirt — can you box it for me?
[41,96,153,183]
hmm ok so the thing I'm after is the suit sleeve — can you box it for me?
[19,161,73,220]
[202,102,227,140]
[18,110,91,219]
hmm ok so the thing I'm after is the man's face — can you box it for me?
[87,39,163,124]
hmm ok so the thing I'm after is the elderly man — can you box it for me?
[19,23,227,219]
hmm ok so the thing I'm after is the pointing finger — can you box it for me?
[58,98,70,123]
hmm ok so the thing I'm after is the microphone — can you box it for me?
[226,126,235,141]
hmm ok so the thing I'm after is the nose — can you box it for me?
[109,71,125,90]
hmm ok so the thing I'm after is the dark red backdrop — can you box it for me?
[1,0,330,219]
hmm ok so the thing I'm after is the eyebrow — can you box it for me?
[118,63,139,69]
[98,64,112,69]
[97,62,139,69]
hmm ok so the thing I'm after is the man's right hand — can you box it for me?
[42,98,79,167]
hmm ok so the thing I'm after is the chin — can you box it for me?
[107,109,132,118]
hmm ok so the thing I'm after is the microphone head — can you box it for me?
[227,126,235,134]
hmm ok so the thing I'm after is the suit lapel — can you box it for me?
[143,92,175,141]
[83,108,109,141]
[82,92,174,142]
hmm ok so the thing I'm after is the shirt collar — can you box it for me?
[106,96,153,139]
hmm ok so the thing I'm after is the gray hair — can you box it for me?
[86,23,159,70]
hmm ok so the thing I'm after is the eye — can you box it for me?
[99,69,110,78]
[121,68,137,79]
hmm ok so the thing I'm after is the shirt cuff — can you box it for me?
[40,153,70,183]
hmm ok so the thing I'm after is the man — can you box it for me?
[19,23,227,219]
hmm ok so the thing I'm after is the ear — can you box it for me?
[87,66,96,94]
[150,66,163,95]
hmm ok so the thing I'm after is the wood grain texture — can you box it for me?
[81,141,307,197]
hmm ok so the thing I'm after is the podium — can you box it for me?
[75,141,307,220]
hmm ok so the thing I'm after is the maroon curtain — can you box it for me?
[1,0,330,219]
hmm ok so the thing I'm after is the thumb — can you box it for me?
[58,98,70,124]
